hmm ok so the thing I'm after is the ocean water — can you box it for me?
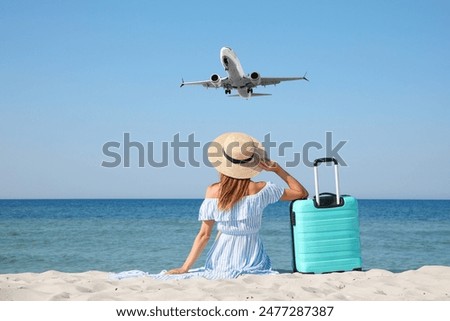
[1,199,449,274]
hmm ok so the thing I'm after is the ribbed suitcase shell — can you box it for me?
[290,195,362,273]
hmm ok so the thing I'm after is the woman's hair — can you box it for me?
[218,174,251,211]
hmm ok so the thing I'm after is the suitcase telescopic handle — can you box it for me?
[313,157,341,206]
[314,157,338,166]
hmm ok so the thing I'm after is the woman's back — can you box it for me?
[200,181,284,235]
[205,180,266,199]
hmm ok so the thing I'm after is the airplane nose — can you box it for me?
[221,47,232,55]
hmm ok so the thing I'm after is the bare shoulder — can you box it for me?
[248,181,267,195]
[205,182,220,198]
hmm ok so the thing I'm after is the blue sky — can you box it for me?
[1,0,449,199]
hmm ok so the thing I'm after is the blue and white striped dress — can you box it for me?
[111,182,284,280]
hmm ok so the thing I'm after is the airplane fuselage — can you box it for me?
[220,47,251,98]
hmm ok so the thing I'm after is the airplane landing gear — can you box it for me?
[225,89,231,94]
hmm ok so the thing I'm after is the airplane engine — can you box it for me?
[210,74,222,87]
[250,72,261,85]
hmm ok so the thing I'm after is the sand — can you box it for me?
[0,266,449,301]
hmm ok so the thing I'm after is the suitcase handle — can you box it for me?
[314,157,338,166]
[313,158,341,206]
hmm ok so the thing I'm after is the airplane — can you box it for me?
[180,47,308,99]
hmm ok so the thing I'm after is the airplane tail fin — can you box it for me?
[228,93,272,98]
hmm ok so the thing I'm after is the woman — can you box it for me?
[164,132,308,279]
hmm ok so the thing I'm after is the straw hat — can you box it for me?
[207,132,266,179]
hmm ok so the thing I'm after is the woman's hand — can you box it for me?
[166,221,214,276]
[166,267,188,275]
[259,159,309,200]
[259,159,280,172]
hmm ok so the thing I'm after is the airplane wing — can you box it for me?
[180,77,231,88]
[259,75,308,87]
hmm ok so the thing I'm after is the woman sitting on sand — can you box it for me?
[162,132,308,279]
[112,132,308,280]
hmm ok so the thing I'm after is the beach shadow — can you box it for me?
[275,269,294,274]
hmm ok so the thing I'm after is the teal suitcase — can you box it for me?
[290,158,362,273]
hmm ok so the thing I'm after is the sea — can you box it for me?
[1,199,449,274]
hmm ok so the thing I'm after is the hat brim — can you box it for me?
[207,132,266,179]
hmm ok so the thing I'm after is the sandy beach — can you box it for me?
[0,265,449,301]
